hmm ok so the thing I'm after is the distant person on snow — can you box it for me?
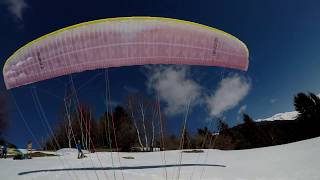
[2,143,8,159]
[76,140,84,159]
[27,141,32,159]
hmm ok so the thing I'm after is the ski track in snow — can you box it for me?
[1,137,320,180]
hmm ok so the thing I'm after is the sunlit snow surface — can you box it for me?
[1,137,320,180]
[256,111,298,122]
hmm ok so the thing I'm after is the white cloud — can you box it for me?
[2,0,28,20]
[146,65,202,116]
[206,74,251,117]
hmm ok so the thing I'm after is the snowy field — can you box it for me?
[1,137,320,180]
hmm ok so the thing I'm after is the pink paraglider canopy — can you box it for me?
[3,17,249,89]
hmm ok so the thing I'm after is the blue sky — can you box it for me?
[1,0,320,148]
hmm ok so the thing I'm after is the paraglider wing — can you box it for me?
[3,17,249,89]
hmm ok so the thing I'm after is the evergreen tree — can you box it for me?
[294,92,320,137]
[197,127,209,136]
[113,106,137,151]
[217,119,229,132]
[294,92,320,122]
[243,113,254,124]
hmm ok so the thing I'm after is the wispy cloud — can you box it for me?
[206,74,251,117]
[2,0,28,21]
[146,65,202,116]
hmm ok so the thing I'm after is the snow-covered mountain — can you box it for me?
[255,93,320,122]
[255,111,298,122]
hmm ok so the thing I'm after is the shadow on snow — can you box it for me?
[18,163,226,175]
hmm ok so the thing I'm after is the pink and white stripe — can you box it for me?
[3,18,249,89]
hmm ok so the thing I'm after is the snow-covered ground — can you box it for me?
[56,148,90,156]
[1,137,320,180]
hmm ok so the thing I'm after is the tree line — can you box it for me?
[1,89,319,151]
[212,92,320,149]
[44,93,168,151]
[44,92,320,151]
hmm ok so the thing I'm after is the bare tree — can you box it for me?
[126,94,163,150]
[76,104,95,151]
[64,93,73,148]
[127,96,144,148]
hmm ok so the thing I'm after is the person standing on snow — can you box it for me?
[2,143,8,159]
[76,140,84,159]
[27,141,32,159]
